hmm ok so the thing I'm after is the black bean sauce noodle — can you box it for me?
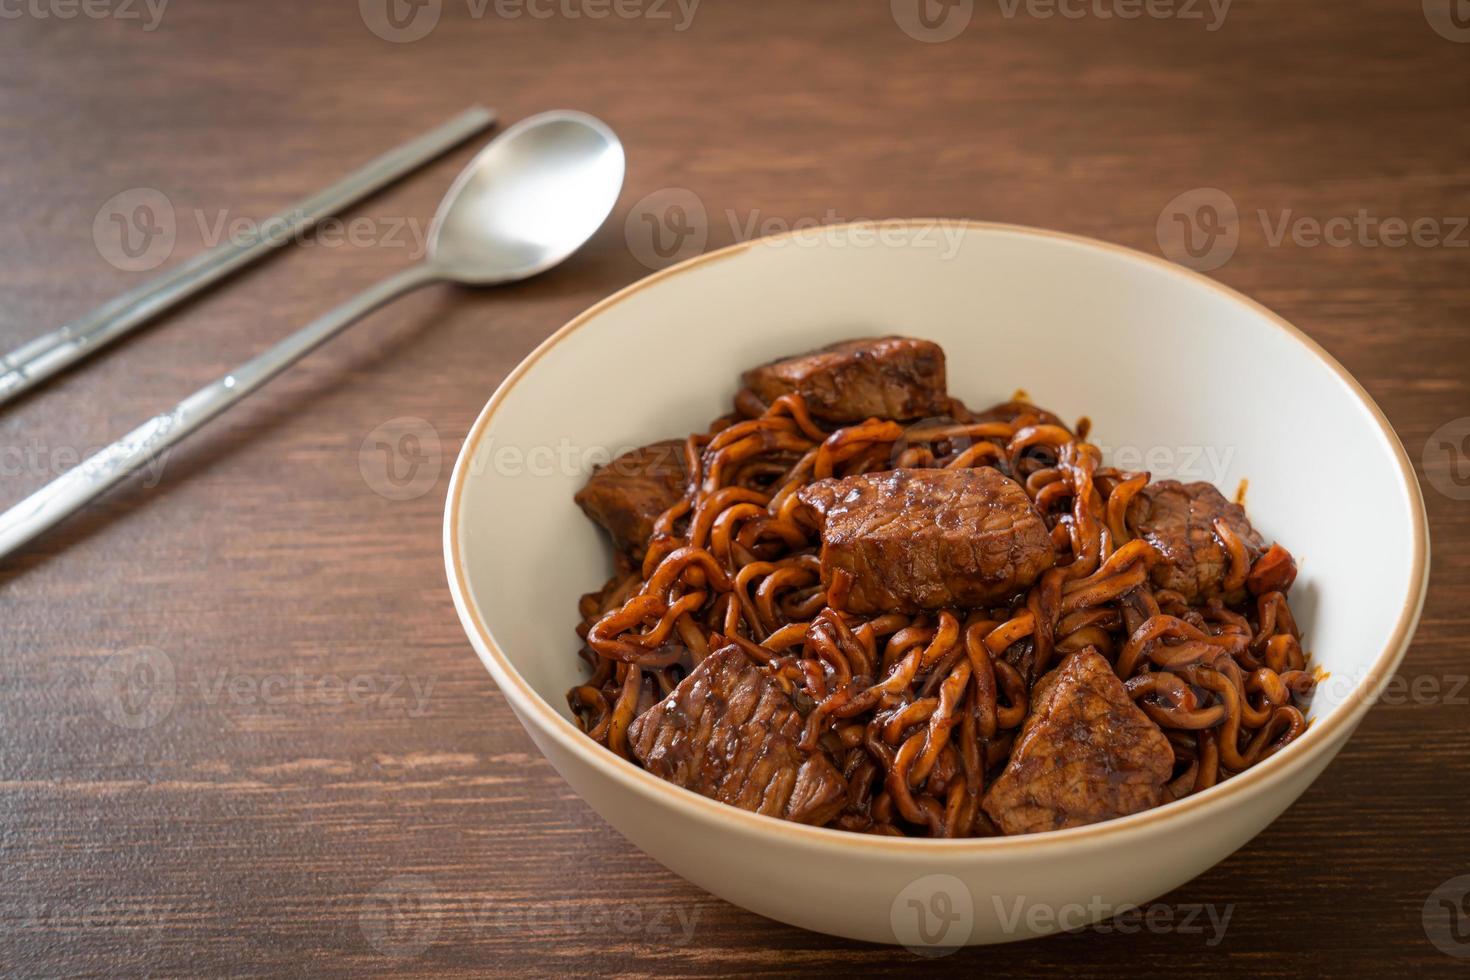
[568,348,1314,838]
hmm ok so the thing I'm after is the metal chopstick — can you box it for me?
[0,105,496,408]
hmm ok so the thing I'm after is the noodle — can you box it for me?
[569,386,1314,838]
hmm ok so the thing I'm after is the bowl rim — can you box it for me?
[444,218,1430,853]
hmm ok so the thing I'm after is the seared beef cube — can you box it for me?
[628,646,847,825]
[1127,480,1264,603]
[797,468,1055,614]
[982,649,1173,835]
[574,440,688,558]
[742,337,948,423]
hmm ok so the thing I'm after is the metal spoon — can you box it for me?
[0,110,625,561]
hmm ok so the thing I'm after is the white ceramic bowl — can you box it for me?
[444,221,1428,946]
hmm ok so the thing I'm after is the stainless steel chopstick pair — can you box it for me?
[0,106,496,407]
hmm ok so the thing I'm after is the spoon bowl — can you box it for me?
[429,110,626,285]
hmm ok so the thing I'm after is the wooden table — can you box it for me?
[3,1,1467,975]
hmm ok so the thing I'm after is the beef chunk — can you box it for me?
[628,646,847,825]
[574,440,688,558]
[797,468,1055,614]
[982,649,1173,835]
[742,337,948,423]
[1127,480,1264,603]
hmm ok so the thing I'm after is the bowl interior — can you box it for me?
[451,223,1421,783]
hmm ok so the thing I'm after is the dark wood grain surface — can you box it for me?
[2,0,1468,975]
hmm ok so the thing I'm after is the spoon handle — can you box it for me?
[0,106,494,408]
[0,264,438,561]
